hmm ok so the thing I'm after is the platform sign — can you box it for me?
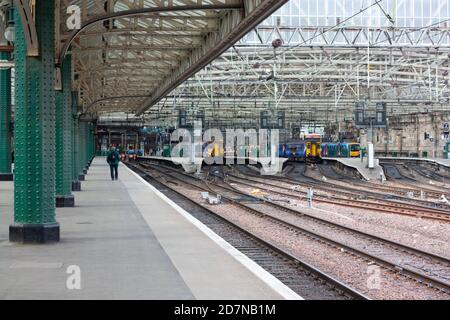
[355,101,365,127]
[277,111,285,129]
[374,102,387,127]
[260,110,285,129]
[178,109,188,128]
[196,110,205,129]
[260,111,269,129]
[443,123,449,140]
[101,138,108,152]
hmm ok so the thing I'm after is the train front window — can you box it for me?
[350,145,360,152]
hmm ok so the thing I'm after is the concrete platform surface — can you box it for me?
[324,157,385,181]
[0,158,299,300]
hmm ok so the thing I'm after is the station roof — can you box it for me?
[56,0,287,118]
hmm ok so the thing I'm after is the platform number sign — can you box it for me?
[178,110,187,128]
[355,101,365,127]
[277,111,285,129]
[444,123,449,140]
[196,110,205,128]
[260,110,285,129]
[260,111,269,129]
[375,102,387,127]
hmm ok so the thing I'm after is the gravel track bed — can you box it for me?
[231,170,450,215]
[221,182,450,283]
[228,175,450,259]
[198,192,448,299]
[309,171,447,201]
[303,164,450,200]
[393,164,450,190]
[146,167,449,299]
[137,169,353,300]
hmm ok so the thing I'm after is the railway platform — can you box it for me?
[323,157,385,181]
[0,158,299,300]
[379,157,450,168]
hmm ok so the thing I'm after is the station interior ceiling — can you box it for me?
[5,0,450,131]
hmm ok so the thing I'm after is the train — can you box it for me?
[278,142,306,161]
[203,141,224,158]
[321,142,361,158]
[161,137,360,163]
[278,134,322,163]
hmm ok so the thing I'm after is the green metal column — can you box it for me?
[84,122,89,170]
[80,121,87,175]
[71,92,81,190]
[0,51,13,181]
[55,56,74,207]
[87,124,91,162]
[88,124,92,163]
[88,122,95,165]
[76,116,85,181]
[10,0,59,243]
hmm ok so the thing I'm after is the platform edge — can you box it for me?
[123,164,303,301]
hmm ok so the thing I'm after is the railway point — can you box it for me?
[0,0,449,309]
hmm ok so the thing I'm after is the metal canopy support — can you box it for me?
[55,55,75,207]
[0,51,13,181]
[57,3,243,66]
[10,0,59,243]
[14,0,39,56]
[135,0,288,115]
[75,115,85,182]
[71,91,82,191]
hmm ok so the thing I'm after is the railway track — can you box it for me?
[242,164,450,212]
[128,162,368,300]
[291,163,450,200]
[136,161,450,298]
[408,164,450,182]
[345,178,450,200]
[227,172,450,223]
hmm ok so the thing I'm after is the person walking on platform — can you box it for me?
[107,146,120,181]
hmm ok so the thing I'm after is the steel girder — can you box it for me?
[240,26,450,48]
[91,45,450,119]
[78,22,450,124]
[56,0,288,117]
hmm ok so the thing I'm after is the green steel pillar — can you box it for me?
[91,124,94,160]
[80,121,87,175]
[88,122,95,165]
[71,92,81,190]
[88,124,92,162]
[55,56,74,207]
[84,122,90,170]
[10,0,59,243]
[76,116,85,181]
[86,123,92,167]
[93,126,96,158]
[0,51,13,181]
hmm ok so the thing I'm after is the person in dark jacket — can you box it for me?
[107,147,120,181]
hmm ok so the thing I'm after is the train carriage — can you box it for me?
[322,142,361,158]
[279,142,306,161]
[305,134,322,163]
